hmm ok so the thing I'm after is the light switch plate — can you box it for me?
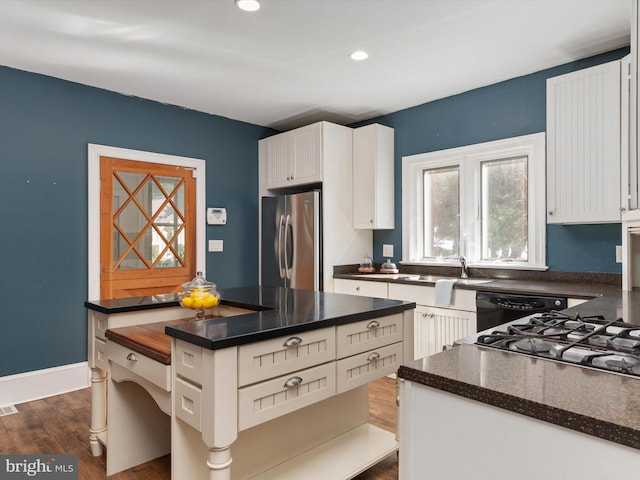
[616,245,622,263]
[382,244,393,257]
[209,240,224,252]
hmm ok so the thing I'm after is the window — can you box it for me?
[402,133,546,270]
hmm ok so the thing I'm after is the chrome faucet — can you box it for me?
[459,255,469,279]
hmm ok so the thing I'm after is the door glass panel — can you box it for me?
[117,171,145,193]
[112,169,186,271]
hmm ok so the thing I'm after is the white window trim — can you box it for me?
[87,144,206,300]
[402,132,547,270]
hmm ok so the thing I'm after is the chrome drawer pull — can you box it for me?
[126,353,137,362]
[367,352,380,362]
[367,320,380,329]
[284,376,303,388]
[283,336,302,348]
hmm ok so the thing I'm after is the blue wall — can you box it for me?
[0,66,272,377]
[363,48,629,273]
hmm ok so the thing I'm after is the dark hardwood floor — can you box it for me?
[0,377,398,480]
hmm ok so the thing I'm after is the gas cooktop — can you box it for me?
[475,312,640,377]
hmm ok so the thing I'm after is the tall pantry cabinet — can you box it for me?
[258,121,372,292]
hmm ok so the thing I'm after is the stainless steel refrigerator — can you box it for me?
[261,191,321,290]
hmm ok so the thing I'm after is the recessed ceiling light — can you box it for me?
[350,51,369,61]
[236,0,260,12]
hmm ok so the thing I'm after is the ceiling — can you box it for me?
[0,0,632,131]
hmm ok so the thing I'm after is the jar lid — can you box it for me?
[182,271,215,290]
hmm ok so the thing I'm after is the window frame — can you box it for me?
[402,132,547,270]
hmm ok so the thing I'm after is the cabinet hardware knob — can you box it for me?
[283,336,302,348]
[367,352,380,362]
[284,376,303,388]
[126,353,137,362]
[367,320,380,329]
[356,286,361,292]
[548,210,554,215]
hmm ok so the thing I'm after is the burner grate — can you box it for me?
[475,312,640,377]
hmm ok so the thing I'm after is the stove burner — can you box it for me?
[512,337,553,353]
[475,312,640,378]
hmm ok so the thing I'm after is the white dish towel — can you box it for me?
[434,278,458,307]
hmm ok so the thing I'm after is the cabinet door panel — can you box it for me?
[414,306,476,359]
[546,60,621,223]
[265,134,291,187]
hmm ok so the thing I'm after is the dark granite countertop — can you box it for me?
[333,272,621,299]
[165,286,415,350]
[86,286,415,350]
[398,343,640,450]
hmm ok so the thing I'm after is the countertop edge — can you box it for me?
[397,359,640,451]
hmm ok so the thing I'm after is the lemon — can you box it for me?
[191,297,203,309]
[202,295,218,308]
[181,297,193,308]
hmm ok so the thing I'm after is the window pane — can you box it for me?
[481,156,527,262]
[423,166,459,259]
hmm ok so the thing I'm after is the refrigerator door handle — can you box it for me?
[284,213,292,279]
[278,214,286,279]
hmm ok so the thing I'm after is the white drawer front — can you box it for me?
[333,278,388,298]
[107,341,171,391]
[95,313,108,341]
[336,342,402,394]
[175,340,203,386]
[175,377,202,431]
[238,327,335,387]
[336,313,403,359]
[94,338,107,370]
[238,363,336,431]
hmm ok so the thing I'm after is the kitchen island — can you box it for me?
[397,292,640,480]
[86,286,415,479]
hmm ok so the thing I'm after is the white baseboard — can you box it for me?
[0,362,90,407]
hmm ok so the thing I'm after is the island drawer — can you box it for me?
[238,327,335,387]
[175,377,202,431]
[94,337,108,370]
[107,341,171,391]
[336,313,403,359]
[238,362,336,431]
[336,342,402,394]
[175,339,203,386]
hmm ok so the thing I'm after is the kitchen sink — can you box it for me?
[354,274,492,285]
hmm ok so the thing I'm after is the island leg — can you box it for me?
[207,446,233,480]
[89,367,107,456]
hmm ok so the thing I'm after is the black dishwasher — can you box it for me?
[475,291,567,332]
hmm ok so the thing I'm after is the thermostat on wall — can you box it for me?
[207,207,227,225]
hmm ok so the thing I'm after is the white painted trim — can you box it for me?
[0,362,90,407]
[87,144,206,300]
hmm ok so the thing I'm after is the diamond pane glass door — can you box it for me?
[100,157,196,299]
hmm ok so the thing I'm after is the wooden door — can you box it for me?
[99,157,196,299]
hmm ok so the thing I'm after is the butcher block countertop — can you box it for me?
[105,318,195,364]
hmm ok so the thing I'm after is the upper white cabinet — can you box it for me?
[262,122,323,189]
[546,60,622,224]
[353,124,395,229]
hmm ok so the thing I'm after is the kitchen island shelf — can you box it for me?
[249,423,397,480]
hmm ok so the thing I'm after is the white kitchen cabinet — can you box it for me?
[353,124,395,229]
[413,305,476,359]
[262,122,323,189]
[333,278,389,298]
[546,59,622,223]
[388,282,476,359]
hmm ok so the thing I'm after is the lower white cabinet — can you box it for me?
[333,278,389,298]
[413,305,476,359]
[388,283,476,359]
